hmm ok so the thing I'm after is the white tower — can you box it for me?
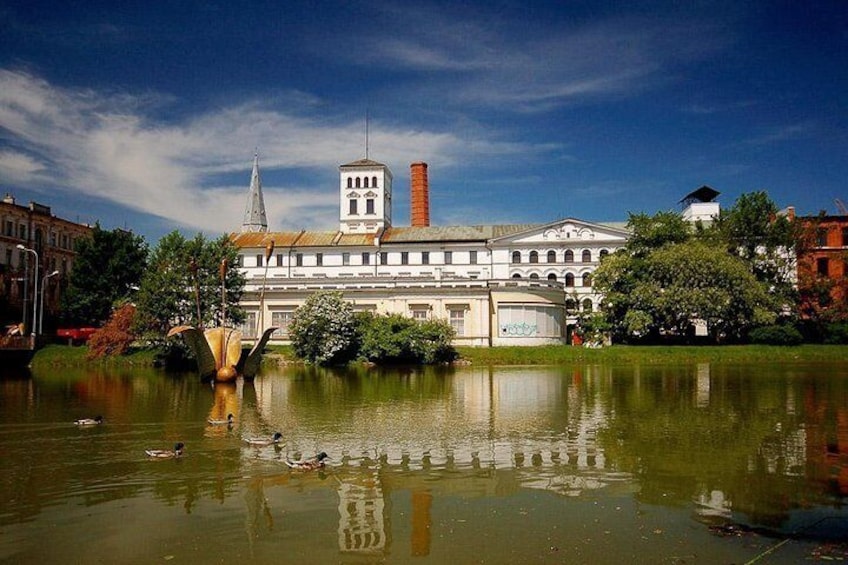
[339,159,392,234]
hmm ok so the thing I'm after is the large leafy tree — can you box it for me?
[594,210,779,343]
[288,291,358,365]
[133,232,245,337]
[60,225,148,326]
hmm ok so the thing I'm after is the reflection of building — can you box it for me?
[337,469,388,554]
[0,194,92,330]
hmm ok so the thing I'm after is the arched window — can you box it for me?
[547,273,557,281]
[355,177,361,188]
[372,176,378,187]
[565,273,575,287]
[347,177,353,188]
[529,273,539,279]
[512,273,522,278]
[566,299,577,311]
[564,250,574,263]
[581,250,591,262]
[529,251,539,263]
[547,250,556,263]
[363,177,370,188]
[599,249,609,259]
[582,298,593,312]
[512,251,521,264]
[582,273,592,287]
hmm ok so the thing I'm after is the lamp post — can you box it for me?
[16,245,38,337]
[39,270,59,335]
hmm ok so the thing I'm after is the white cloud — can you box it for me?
[0,69,549,234]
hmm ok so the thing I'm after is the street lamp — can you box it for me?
[39,270,60,335]
[16,244,38,337]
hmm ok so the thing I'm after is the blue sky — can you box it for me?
[1,1,846,243]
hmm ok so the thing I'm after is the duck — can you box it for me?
[74,415,103,426]
[243,432,283,446]
[285,452,330,471]
[208,413,234,425]
[145,442,185,458]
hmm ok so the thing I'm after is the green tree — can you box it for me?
[594,212,778,343]
[134,232,245,337]
[60,225,148,326]
[288,291,358,365]
[358,312,456,364]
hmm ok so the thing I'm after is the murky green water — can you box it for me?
[1,362,847,564]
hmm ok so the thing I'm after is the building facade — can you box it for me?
[231,158,635,346]
[796,213,848,318]
[0,194,93,333]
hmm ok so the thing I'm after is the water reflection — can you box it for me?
[1,361,847,562]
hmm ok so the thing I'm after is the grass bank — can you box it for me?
[454,344,848,365]
[31,342,848,369]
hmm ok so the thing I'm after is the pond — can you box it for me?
[1,362,847,564]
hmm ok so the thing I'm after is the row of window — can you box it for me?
[346,176,380,189]
[512,249,609,264]
[2,220,77,250]
[815,227,848,248]
[251,250,478,268]
[348,198,376,216]
[511,272,592,286]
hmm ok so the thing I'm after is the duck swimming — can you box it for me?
[208,413,234,425]
[145,442,185,458]
[243,432,283,446]
[285,452,330,471]
[75,415,103,426]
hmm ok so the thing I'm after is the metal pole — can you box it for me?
[39,271,59,334]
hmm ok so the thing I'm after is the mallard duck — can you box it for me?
[75,415,103,426]
[208,413,234,425]
[145,442,185,458]
[285,452,330,470]
[243,432,283,446]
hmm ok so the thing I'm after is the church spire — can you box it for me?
[241,151,268,233]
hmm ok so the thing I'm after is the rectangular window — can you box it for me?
[366,199,375,214]
[842,227,848,247]
[4,221,11,237]
[239,312,257,339]
[444,251,453,265]
[271,310,294,336]
[411,307,429,320]
[316,253,323,266]
[498,304,563,338]
[469,250,477,265]
[342,252,350,266]
[256,254,263,267]
[19,224,26,239]
[349,199,357,215]
[276,253,284,267]
[380,252,388,265]
[421,251,429,265]
[817,257,829,276]
[449,308,466,336]
[237,255,244,267]
[362,252,370,265]
[817,228,828,247]
[401,252,409,265]
[296,253,304,267]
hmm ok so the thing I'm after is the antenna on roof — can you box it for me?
[365,108,370,160]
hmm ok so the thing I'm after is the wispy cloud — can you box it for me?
[0,69,551,234]
[745,121,818,146]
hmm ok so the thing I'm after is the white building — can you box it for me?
[231,157,635,346]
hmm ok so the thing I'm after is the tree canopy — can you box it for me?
[60,225,148,327]
[133,232,245,337]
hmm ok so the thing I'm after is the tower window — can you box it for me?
[356,177,361,188]
[366,199,375,214]
[349,199,357,215]
[364,177,370,188]
[372,176,378,187]
[347,178,352,188]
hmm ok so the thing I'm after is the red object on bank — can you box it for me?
[56,327,98,344]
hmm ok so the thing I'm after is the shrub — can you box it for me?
[288,291,358,365]
[823,322,848,344]
[86,303,137,359]
[748,324,804,346]
[359,313,456,364]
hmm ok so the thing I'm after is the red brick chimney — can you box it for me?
[410,162,430,227]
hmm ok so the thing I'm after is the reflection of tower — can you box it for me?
[337,470,388,554]
[695,363,710,408]
[411,490,432,556]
